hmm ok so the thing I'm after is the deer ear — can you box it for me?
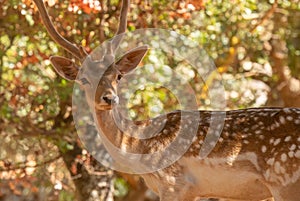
[50,56,79,81]
[115,45,148,74]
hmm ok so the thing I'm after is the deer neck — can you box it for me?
[95,109,144,153]
[94,109,179,154]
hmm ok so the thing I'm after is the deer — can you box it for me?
[33,0,300,200]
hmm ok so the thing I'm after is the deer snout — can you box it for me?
[102,94,119,105]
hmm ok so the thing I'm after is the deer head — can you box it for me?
[33,0,148,111]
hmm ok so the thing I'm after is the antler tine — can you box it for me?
[33,0,83,60]
[110,0,130,53]
[116,0,130,36]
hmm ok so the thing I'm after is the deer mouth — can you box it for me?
[94,102,114,110]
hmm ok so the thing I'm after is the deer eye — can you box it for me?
[117,74,122,82]
[80,78,90,85]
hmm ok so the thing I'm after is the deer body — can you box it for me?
[96,108,300,201]
[33,0,300,200]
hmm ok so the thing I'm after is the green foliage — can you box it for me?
[57,140,74,153]
[113,177,129,198]
[59,190,75,201]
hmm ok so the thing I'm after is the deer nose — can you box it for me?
[102,95,119,104]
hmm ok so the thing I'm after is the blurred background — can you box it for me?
[0,0,299,200]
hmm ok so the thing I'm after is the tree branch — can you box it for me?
[249,0,278,33]
[0,155,61,172]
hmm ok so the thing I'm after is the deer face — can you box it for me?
[92,62,122,111]
[49,46,148,111]
[33,0,137,110]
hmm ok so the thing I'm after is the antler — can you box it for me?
[116,0,130,35]
[33,0,84,60]
[34,0,129,59]
[110,0,130,54]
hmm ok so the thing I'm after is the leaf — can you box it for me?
[113,178,129,198]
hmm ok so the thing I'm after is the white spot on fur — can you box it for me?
[261,145,267,153]
[281,153,287,162]
[267,158,275,166]
[290,144,296,151]
[166,176,176,185]
[279,116,286,124]
[274,161,281,174]
[288,151,294,158]
[168,187,175,192]
[255,130,262,134]
[284,136,291,142]
[274,138,281,146]
[264,169,270,180]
